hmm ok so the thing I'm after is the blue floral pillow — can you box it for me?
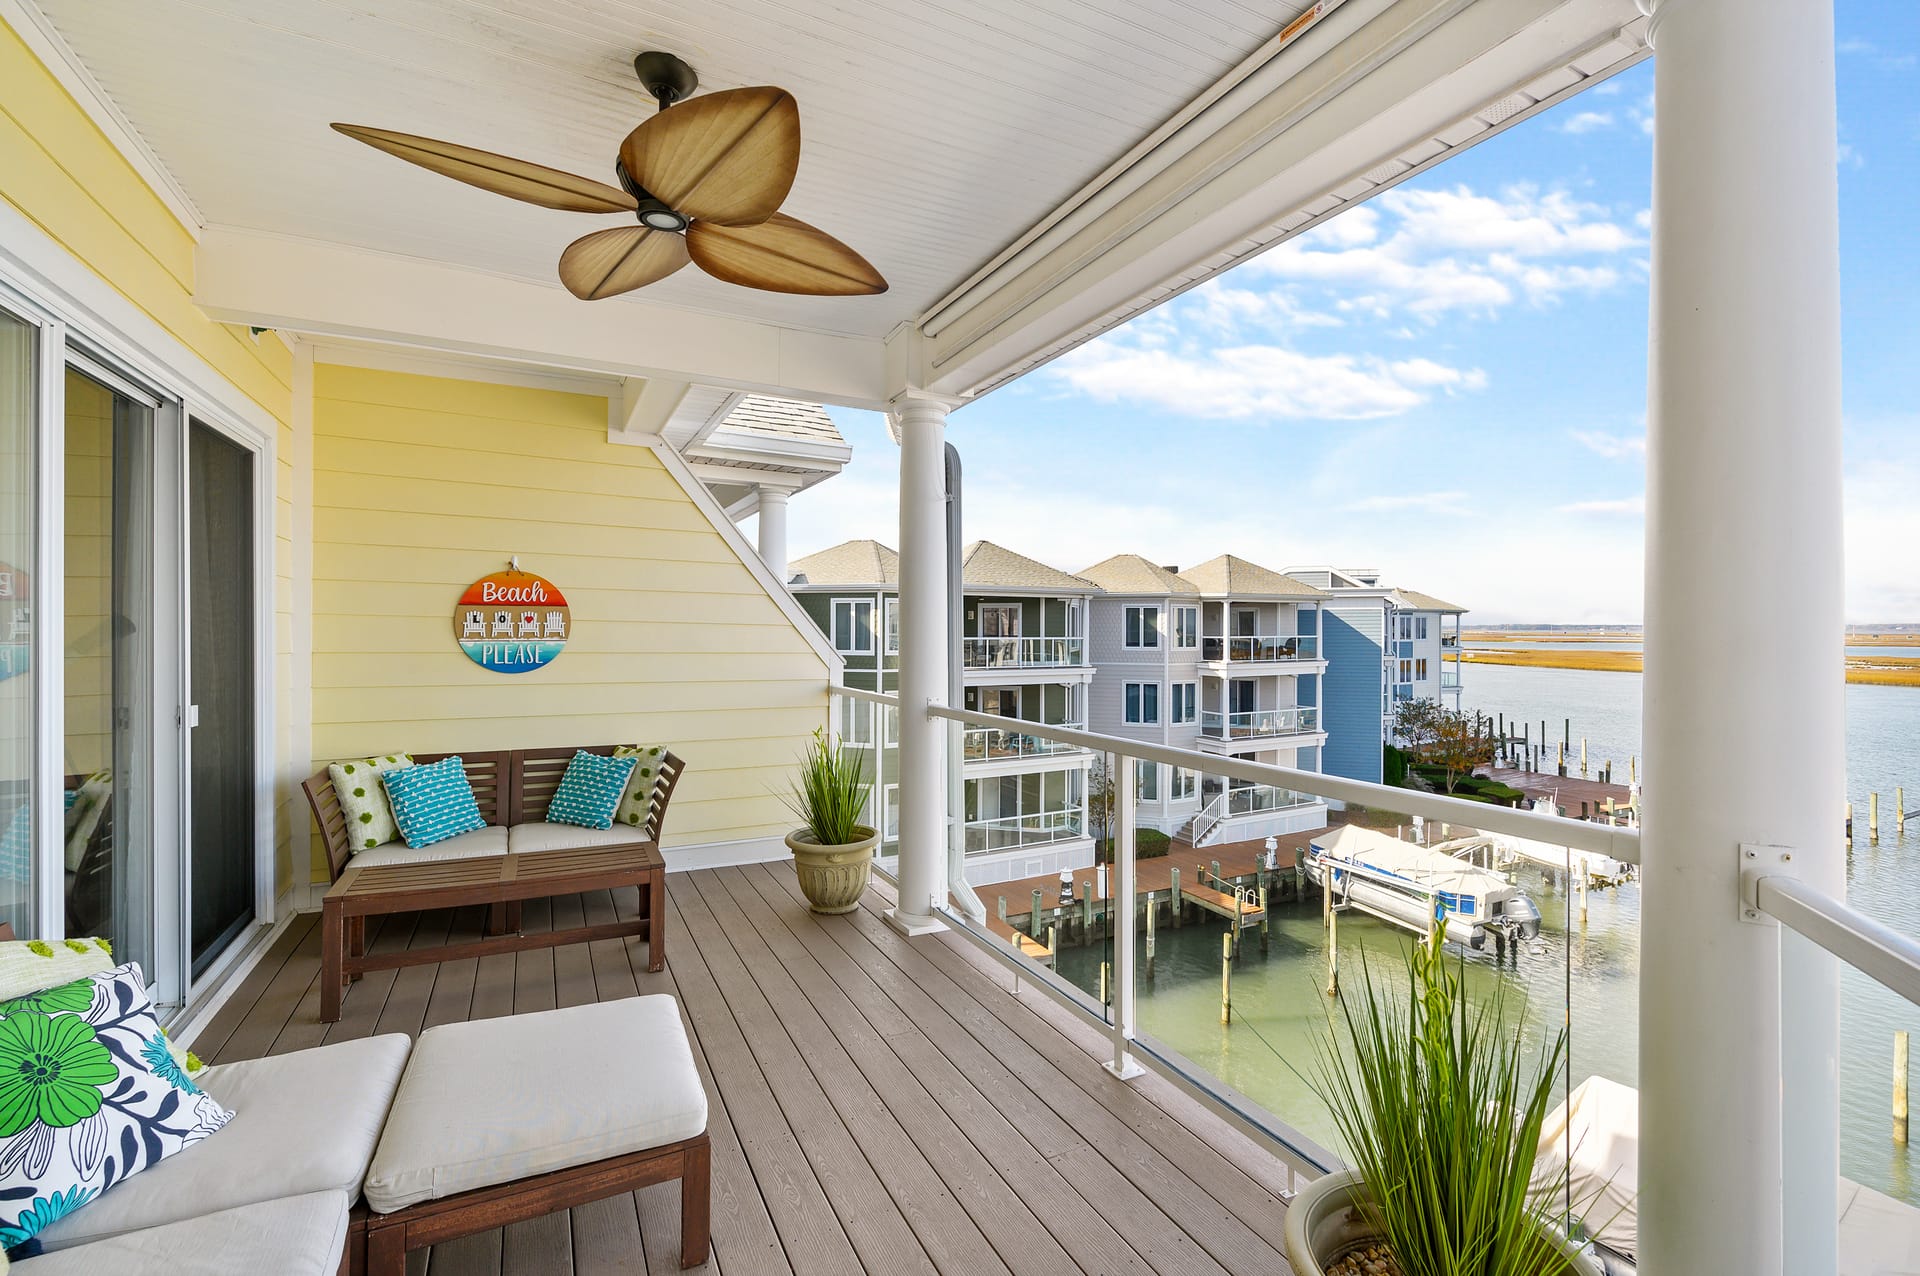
[0,964,232,1254]
[545,750,639,831]
[382,757,487,849]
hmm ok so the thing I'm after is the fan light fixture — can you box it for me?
[331,51,886,301]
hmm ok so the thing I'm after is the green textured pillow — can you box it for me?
[611,746,668,830]
[0,936,115,1003]
[328,754,415,851]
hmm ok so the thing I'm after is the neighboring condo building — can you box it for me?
[1078,555,1332,848]
[1283,567,1467,785]
[788,539,1098,886]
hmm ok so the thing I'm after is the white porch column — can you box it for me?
[889,394,951,936]
[756,486,790,582]
[1639,0,1844,1273]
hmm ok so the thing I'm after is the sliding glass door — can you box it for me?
[62,366,156,977]
[187,419,256,975]
[0,309,36,938]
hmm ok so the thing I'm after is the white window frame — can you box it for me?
[883,596,899,655]
[1172,681,1198,724]
[1174,605,1198,648]
[1399,658,1413,682]
[1415,616,1429,640]
[1124,681,1160,725]
[1124,604,1160,649]
[1171,767,1198,801]
[1415,657,1429,681]
[1134,759,1160,802]
[831,597,875,655]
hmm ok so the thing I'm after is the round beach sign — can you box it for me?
[453,569,570,674]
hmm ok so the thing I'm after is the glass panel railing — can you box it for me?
[1197,707,1320,739]
[1200,634,1319,663]
[963,808,1085,853]
[962,721,1086,762]
[959,636,1086,668]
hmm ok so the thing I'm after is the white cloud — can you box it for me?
[1247,184,1641,321]
[1047,341,1487,422]
[1571,430,1646,460]
[1592,79,1625,97]
[1560,111,1614,134]
[1559,496,1646,517]
[1342,490,1472,516]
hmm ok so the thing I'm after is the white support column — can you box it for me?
[1638,1,1844,1273]
[755,486,790,583]
[888,394,952,936]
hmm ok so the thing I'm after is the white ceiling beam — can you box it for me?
[681,391,746,451]
[919,0,1641,397]
[193,227,893,409]
[614,376,691,444]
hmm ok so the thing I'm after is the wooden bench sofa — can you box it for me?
[303,746,684,1022]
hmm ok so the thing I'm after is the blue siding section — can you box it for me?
[1321,605,1385,784]
[1297,609,1318,636]
[1297,673,1318,708]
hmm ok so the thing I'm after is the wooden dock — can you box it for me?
[1484,767,1634,821]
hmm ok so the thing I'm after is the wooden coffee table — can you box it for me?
[320,840,665,1022]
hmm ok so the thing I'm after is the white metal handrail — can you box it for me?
[1201,633,1320,662]
[1755,873,1920,1007]
[1198,707,1321,738]
[959,636,1086,668]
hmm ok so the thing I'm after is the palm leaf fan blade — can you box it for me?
[617,86,801,227]
[686,213,887,296]
[330,124,637,213]
[558,226,691,300]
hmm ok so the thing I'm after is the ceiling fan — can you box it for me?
[331,51,886,301]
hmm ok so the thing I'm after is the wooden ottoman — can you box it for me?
[356,995,711,1273]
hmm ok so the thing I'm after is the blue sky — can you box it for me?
[788,7,1919,624]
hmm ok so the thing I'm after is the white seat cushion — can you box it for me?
[506,822,648,855]
[16,1190,349,1276]
[364,994,706,1213]
[351,823,508,868]
[36,1034,411,1250]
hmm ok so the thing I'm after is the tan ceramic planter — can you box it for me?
[1284,1169,1603,1276]
[785,826,880,914]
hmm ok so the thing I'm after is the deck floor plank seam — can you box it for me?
[687,868,1014,1276]
[717,864,1130,1276]
[184,911,315,1059]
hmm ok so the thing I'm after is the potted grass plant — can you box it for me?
[1285,926,1603,1276]
[783,728,879,914]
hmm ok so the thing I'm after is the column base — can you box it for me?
[884,906,944,938]
[1103,1056,1147,1081]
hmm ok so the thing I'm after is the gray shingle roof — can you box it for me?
[1076,554,1200,596]
[962,541,1098,592]
[788,539,897,587]
[1178,554,1327,599]
[1390,588,1468,613]
[719,396,845,445]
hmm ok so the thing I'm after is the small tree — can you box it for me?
[1394,699,1495,795]
[1086,755,1118,852]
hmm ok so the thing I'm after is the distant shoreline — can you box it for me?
[1463,628,1920,646]
[1452,643,1920,687]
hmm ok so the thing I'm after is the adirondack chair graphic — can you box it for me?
[491,610,515,638]
[542,611,566,638]
[518,612,541,638]
[461,610,486,639]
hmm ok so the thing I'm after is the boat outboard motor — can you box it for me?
[1503,895,1543,939]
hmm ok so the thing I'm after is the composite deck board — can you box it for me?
[191,868,1298,1275]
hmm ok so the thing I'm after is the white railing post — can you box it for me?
[1639,0,1844,1271]
[1107,752,1144,1079]
[888,394,952,936]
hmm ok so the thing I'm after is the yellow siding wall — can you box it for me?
[310,364,830,878]
[1,20,302,897]
[61,370,111,778]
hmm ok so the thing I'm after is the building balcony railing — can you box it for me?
[1200,633,1318,663]
[963,808,1086,853]
[1221,783,1319,817]
[960,636,1086,669]
[1440,669,1461,689]
[1198,706,1320,740]
[962,721,1087,763]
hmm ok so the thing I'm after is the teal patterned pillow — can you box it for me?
[328,754,414,851]
[381,757,486,849]
[546,751,639,831]
[0,964,232,1254]
[611,745,668,830]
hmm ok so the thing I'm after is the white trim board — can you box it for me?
[0,0,206,235]
[662,835,793,873]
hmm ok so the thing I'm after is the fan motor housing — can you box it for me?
[634,51,698,110]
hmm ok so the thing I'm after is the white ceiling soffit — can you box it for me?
[661,386,747,451]
[917,0,1649,398]
[29,0,1301,344]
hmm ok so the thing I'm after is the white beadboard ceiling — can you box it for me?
[33,0,1304,341]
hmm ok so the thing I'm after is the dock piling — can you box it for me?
[1901,787,1907,834]
[1578,871,1589,927]
[1259,885,1270,954]
[1581,737,1588,779]
[1170,867,1182,927]
[1221,932,1233,1025]
[1081,881,1094,941]
[1031,890,1043,937]
[1897,1030,1910,1146]
[1872,792,1881,844]
[1145,892,1156,979]
[1099,961,1109,1009]
[1324,871,1340,998]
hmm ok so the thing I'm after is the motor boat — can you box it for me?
[1307,824,1543,950]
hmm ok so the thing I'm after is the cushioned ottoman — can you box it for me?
[34,1034,411,1252]
[359,994,710,1273]
[16,1190,351,1276]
